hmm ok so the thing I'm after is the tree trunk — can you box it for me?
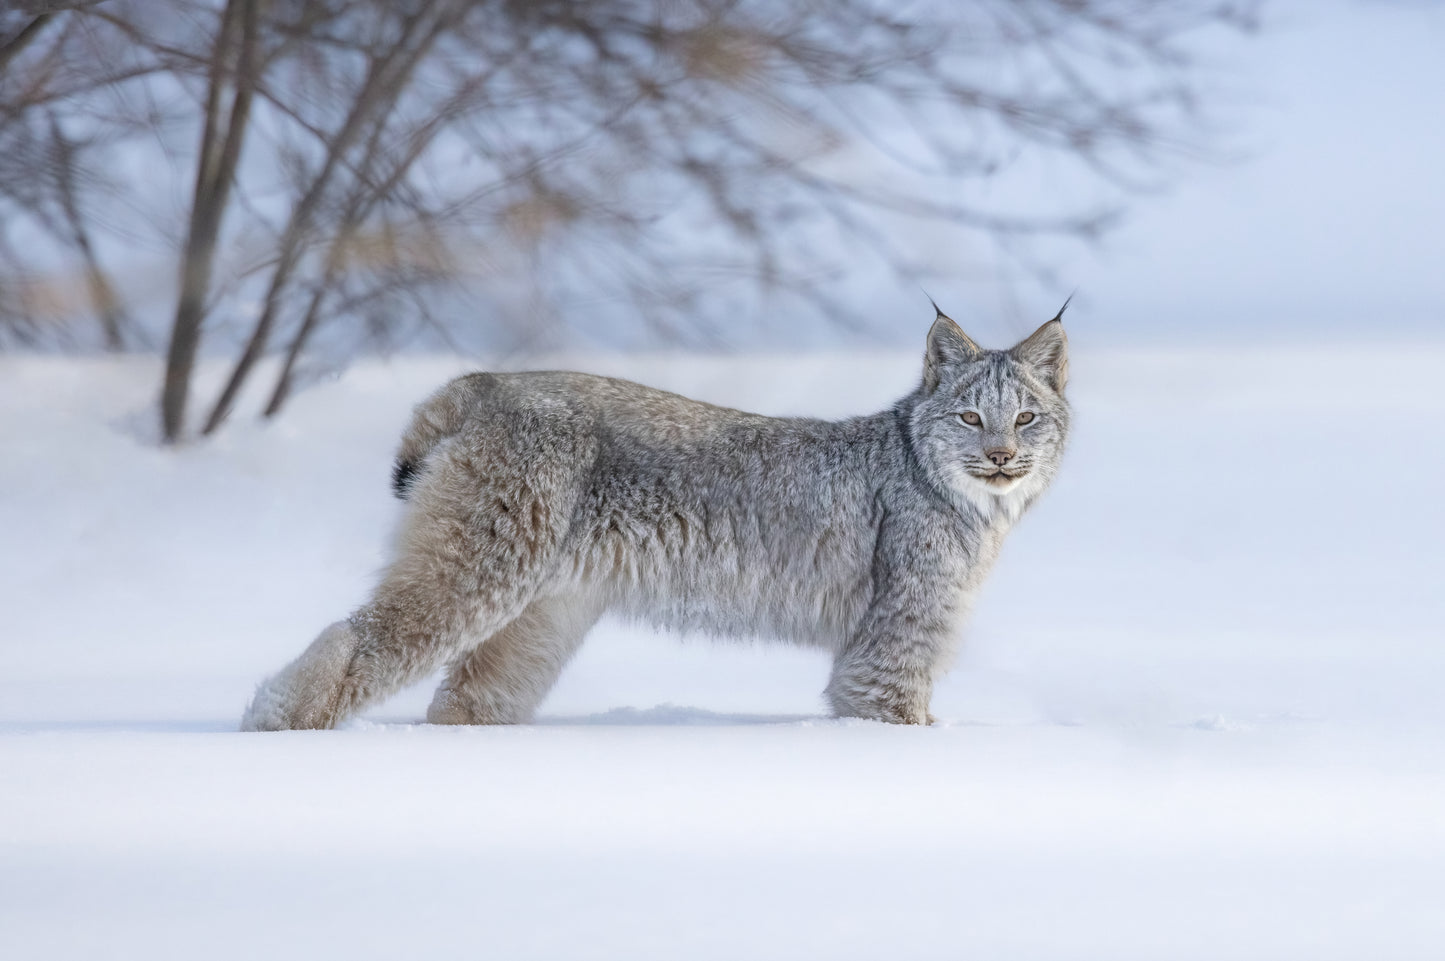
[159,0,257,443]
[262,282,328,419]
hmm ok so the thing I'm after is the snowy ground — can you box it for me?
[3,347,1443,959]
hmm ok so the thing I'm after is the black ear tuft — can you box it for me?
[392,459,418,500]
[1048,294,1072,325]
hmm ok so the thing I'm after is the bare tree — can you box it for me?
[0,0,1259,442]
[0,1,166,350]
[162,0,259,443]
[199,1,459,436]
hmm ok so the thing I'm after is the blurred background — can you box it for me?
[3,0,1439,443]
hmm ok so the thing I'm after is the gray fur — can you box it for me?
[240,308,1070,730]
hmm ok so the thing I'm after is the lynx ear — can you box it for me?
[923,304,982,393]
[1010,312,1069,393]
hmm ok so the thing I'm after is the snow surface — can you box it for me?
[3,349,1443,959]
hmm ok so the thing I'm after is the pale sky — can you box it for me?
[959,0,1445,349]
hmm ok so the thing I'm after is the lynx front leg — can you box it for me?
[824,576,960,726]
[427,594,602,725]
[825,643,936,725]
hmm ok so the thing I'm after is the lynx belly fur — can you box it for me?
[241,306,1070,730]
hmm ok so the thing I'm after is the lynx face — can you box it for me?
[911,312,1071,513]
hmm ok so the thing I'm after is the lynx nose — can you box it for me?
[986,448,1015,467]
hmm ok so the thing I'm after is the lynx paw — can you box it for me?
[240,677,296,732]
[824,666,933,725]
[825,686,931,725]
[425,688,481,725]
[425,686,526,725]
[239,621,357,731]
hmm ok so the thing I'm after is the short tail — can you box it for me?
[392,372,494,499]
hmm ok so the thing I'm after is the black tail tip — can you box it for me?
[392,459,418,499]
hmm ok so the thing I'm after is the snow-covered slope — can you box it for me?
[3,349,1442,959]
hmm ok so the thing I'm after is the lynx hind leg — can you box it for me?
[241,620,359,732]
[427,594,602,725]
[241,407,595,732]
[238,557,517,733]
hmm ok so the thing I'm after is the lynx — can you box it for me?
[241,304,1070,730]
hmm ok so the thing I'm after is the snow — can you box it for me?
[3,348,1444,959]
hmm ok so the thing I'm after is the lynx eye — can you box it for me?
[1016,411,1035,426]
[958,411,981,426]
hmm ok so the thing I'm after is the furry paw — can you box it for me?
[425,686,525,725]
[239,621,358,731]
[239,677,297,732]
[824,671,932,725]
[425,688,480,725]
